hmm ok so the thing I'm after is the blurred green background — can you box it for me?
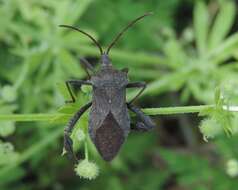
[1,0,238,189]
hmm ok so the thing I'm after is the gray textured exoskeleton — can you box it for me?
[60,12,156,162]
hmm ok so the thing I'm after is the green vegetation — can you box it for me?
[1,0,238,189]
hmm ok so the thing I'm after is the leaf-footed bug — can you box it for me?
[60,12,156,162]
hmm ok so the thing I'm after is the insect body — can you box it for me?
[60,13,156,162]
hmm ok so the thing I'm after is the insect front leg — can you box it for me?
[65,80,92,103]
[79,58,95,78]
[127,103,156,131]
[64,102,92,162]
[126,82,146,104]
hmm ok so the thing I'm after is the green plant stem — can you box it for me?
[84,140,88,161]
[142,105,214,115]
[13,62,29,90]
[0,113,69,122]
[0,104,235,181]
[0,104,215,122]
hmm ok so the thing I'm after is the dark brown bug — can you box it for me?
[60,12,156,162]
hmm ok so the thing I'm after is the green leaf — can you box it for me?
[57,49,84,78]
[55,0,93,25]
[214,87,221,106]
[57,104,78,114]
[208,1,236,50]
[16,0,33,21]
[56,82,71,100]
[208,33,238,64]
[214,109,234,136]
[163,37,186,69]
[193,1,209,56]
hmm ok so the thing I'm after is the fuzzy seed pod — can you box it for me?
[75,159,99,180]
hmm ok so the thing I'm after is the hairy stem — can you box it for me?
[0,105,237,123]
[0,104,215,122]
[84,140,88,161]
[142,105,214,115]
[0,113,69,122]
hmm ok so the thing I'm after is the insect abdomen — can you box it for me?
[94,112,125,161]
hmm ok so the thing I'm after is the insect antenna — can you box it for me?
[105,12,152,55]
[59,25,103,55]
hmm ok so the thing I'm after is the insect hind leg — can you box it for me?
[63,102,92,162]
[127,103,156,131]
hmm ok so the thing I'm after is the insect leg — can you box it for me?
[65,80,92,103]
[79,58,95,78]
[126,82,146,104]
[127,103,155,131]
[64,102,92,162]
